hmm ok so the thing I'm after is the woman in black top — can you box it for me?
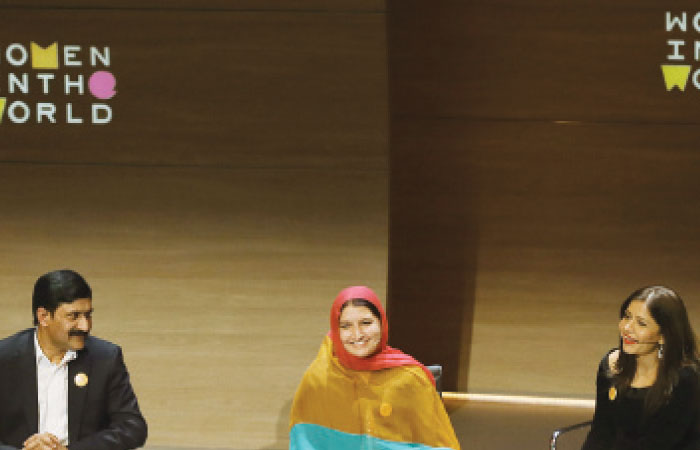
[582,286,700,450]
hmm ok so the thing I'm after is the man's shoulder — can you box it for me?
[84,335,121,357]
[0,328,34,357]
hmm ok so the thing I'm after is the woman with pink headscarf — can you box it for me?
[289,286,460,450]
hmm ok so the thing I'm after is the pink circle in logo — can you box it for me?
[89,71,117,100]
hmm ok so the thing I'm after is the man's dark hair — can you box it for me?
[32,269,92,325]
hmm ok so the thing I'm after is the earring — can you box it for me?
[658,343,664,359]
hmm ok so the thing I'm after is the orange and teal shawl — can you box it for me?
[289,286,460,450]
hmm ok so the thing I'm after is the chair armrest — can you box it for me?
[550,420,592,450]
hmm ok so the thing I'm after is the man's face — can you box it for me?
[39,298,93,352]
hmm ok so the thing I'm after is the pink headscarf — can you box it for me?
[329,286,435,386]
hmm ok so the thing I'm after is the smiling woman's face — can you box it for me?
[338,304,381,358]
[619,300,663,355]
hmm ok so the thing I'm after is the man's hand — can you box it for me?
[22,433,67,450]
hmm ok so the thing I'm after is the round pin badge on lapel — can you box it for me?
[75,373,88,388]
[608,386,617,401]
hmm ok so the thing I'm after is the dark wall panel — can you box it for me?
[390,0,700,122]
[388,118,478,391]
[0,1,385,12]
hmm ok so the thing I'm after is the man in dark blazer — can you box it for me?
[0,270,147,450]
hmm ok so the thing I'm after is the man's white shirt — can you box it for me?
[34,330,77,446]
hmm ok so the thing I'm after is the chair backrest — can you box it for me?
[426,365,443,397]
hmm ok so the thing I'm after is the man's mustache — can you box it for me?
[69,330,89,337]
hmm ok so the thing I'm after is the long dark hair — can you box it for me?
[614,286,699,415]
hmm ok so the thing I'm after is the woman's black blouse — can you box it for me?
[582,351,700,450]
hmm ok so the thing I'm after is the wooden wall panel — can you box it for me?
[388,0,700,397]
[0,1,385,11]
[0,5,388,449]
[0,164,388,448]
[394,118,700,396]
[390,0,700,122]
[387,119,477,391]
[0,164,388,447]
[0,10,387,169]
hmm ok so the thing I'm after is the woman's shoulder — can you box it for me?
[677,363,700,385]
[299,337,336,380]
[667,364,700,404]
[380,364,435,389]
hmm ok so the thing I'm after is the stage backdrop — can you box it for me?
[0,1,387,448]
[387,0,700,396]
